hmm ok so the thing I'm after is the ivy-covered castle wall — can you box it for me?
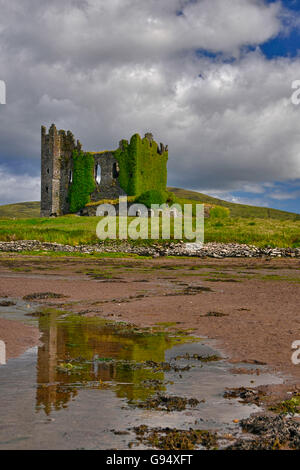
[115,133,168,197]
[41,125,168,216]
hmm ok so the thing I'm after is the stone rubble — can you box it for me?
[0,240,299,258]
[226,415,300,450]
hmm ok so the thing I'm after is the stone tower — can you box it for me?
[41,124,81,216]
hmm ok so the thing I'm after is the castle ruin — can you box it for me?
[41,124,168,217]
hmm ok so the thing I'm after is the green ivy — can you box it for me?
[68,134,168,212]
[114,134,168,197]
[136,190,168,207]
[68,150,96,213]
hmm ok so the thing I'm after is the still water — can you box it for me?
[0,301,283,449]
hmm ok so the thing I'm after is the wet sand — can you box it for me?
[0,318,40,359]
[0,253,299,385]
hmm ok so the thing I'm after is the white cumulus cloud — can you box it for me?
[0,0,299,207]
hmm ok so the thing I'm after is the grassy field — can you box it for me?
[0,214,299,247]
[169,187,300,220]
[0,191,299,248]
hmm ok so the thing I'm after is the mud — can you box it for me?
[0,253,300,449]
[0,317,40,359]
[0,253,299,383]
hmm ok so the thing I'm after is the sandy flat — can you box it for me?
[0,254,299,383]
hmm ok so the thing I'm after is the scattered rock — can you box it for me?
[133,394,202,412]
[239,359,267,365]
[133,425,218,450]
[224,387,261,405]
[144,360,191,372]
[173,353,222,362]
[227,415,300,450]
[0,300,16,307]
[113,430,130,436]
[23,292,67,301]
[0,240,299,258]
[230,368,260,375]
[202,311,229,317]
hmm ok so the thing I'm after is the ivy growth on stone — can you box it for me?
[68,150,96,213]
[136,190,168,207]
[114,133,168,197]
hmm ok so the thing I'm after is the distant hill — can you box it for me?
[0,201,40,218]
[0,189,299,220]
[168,187,300,220]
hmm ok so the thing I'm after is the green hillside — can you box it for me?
[0,201,40,218]
[168,187,300,220]
[0,188,299,221]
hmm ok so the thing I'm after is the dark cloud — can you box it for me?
[0,0,299,206]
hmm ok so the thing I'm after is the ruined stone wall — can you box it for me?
[41,124,81,216]
[41,126,54,217]
[41,125,168,216]
[91,152,126,201]
[114,133,168,197]
[41,124,62,217]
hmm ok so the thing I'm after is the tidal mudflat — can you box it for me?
[0,253,299,450]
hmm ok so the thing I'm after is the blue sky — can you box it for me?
[0,0,300,214]
[262,1,300,58]
[216,0,300,212]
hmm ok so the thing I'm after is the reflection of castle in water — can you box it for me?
[35,313,171,415]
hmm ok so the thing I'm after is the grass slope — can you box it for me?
[0,201,40,218]
[0,189,299,221]
[168,187,300,220]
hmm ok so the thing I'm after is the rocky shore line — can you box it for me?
[0,240,299,258]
